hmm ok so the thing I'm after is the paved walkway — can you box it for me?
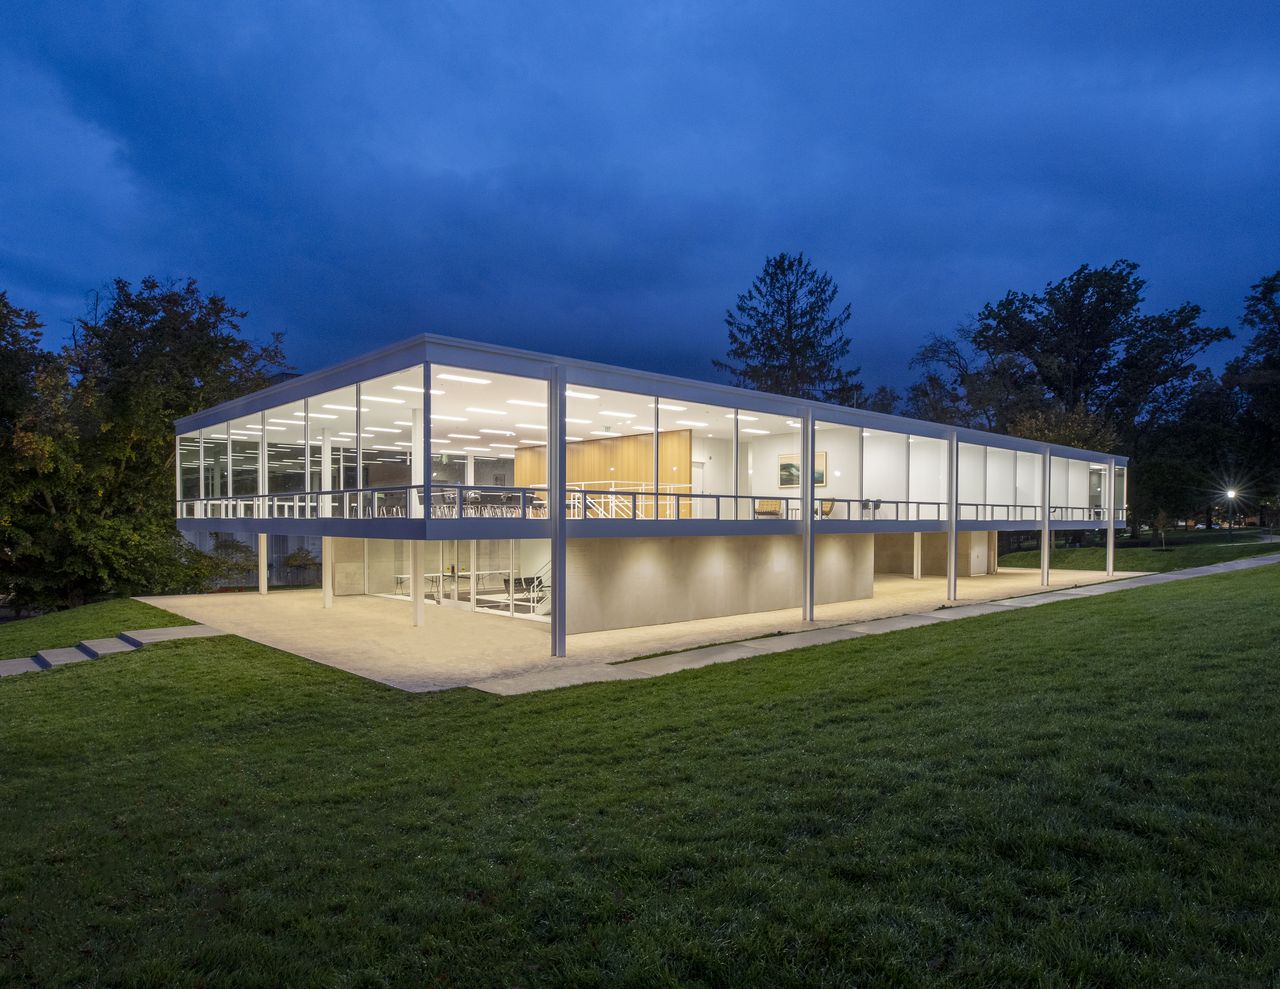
[139,569,1131,692]
[0,625,224,678]
[469,552,1280,695]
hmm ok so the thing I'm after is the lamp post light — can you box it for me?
[1227,489,1237,541]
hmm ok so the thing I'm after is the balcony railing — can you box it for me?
[177,489,1128,526]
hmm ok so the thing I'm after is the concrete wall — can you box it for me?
[873,531,995,577]
[332,536,365,595]
[565,533,873,634]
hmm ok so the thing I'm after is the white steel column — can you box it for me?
[1105,457,1116,576]
[257,533,268,595]
[945,430,958,602]
[652,396,660,521]
[319,428,332,518]
[801,409,815,622]
[321,535,334,608]
[1040,448,1052,586]
[410,408,424,518]
[912,531,923,580]
[411,538,425,626]
[549,365,567,657]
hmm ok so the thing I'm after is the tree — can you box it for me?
[1,278,288,610]
[714,253,863,405]
[1227,271,1280,509]
[907,261,1231,531]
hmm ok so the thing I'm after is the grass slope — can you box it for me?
[1001,539,1279,573]
[0,598,192,660]
[2,566,1279,986]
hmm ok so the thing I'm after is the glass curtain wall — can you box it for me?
[357,366,424,518]
[264,399,307,515]
[1015,451,1043,519]
[813,421,862,519]
[907,435,948,520]
[305,387,357,517]
[1114,466,1127,522]
[203,423,230,515]
[230,413,262,514]
[735,410,799,519]
[562,384,654,519]
[178,431,201,515]
[430,364,548,519]
[655,397,736,518]
[861,429,909,518]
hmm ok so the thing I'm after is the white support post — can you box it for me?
[912,531,923,580]
[319,428,332,518]
[801,409,816,622]
[322,535,334,608]
[549,366,567,657]
[410,408,424,519]
[411,539,425,626]
[652,395,660,521]
[1040,448,1052,587]
[945,431,958,602]
[257,533,268,595]
[1105,457,1116,576]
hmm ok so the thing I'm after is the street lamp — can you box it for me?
[1227,489,1237,541]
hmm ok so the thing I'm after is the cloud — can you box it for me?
[1,0,1277,384]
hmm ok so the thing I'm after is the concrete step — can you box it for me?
[35,645,94,668]
[79,637,138,659]
[118,625,223,647]
[0,657,42,677]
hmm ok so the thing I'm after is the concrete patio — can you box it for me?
[139,566,1143,692]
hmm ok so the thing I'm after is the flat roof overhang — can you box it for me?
[174,331,1129,466]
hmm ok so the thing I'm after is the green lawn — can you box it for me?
[0,598,192,660]
[2,566,1279,986]
[1001,539,1280,573]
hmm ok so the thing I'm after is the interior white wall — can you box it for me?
[1050,456,1069,507]
[816,425,860,501]
[740,432,801,498]
[863,430,908,502]
[957,443,986,503]
[690,436,733,494]
[985,448,1016,506]
[1016,451,1042,505]
[908,437,947,505]
[1068,459,1090,508]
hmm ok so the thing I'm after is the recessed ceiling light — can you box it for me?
[361,395,405,404]
[462,446,491,452]
[447,433,481,440]
[322,404,367,412]
[675,420,707,427]
[631,425,655,431]
[506,399,546,408]
[565,389,598,399]
[430,414,467,422]
[515,423,547,430]
[590,430,621,437]
[490,443,518,449]
[479,429,516,436]
[740,427,769,435]
[465,407,506,415]
[430,439,450,444]
[393,442,413,447]
[438,373,491,385]
[564,417,591,425]
[293,411,338,419]
[393,420,413,426]
[725,413,759,421]
[366,427,401,434]
[519,439,546,445]
[599,411,635,418]
[392,385,424,393]
[429,388,444,395]
[565,435,583,442]
[649,403,686,411]
[497,453,515,459]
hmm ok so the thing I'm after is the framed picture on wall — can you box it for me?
[778,452,827,488]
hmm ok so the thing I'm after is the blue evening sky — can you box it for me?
[2,2,1277,388]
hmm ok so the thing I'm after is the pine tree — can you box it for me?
[714,252,862,404]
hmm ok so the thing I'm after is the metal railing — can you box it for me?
[957,502,1043,522]
[812,499,947,521]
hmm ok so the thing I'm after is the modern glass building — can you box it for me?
[175,333,1127,656]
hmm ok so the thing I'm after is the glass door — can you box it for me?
[439,540,473,608]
